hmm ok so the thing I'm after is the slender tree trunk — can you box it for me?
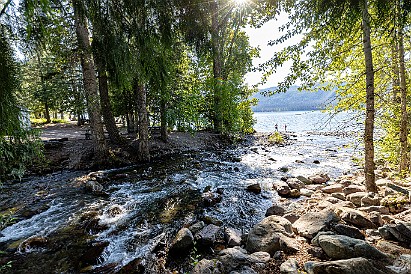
[94,54,123,144]
[44,100,51,123]
[398,29,409,173]
[73,0,107,160]
[210,0,223,133]
[392,42,400,103]
[134,81,150,161]
[160,97,168,142]
[361,0,377,192]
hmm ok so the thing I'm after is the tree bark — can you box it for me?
[134,81,150,161]
[73,0,107,160]
[391,41,400,103]
[44,100,51,123]
[398,29,409,173]
[361,0,377,192]
[160,97,168,142]
[94,53,123,144]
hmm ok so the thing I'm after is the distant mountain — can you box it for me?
[251,86,336,112]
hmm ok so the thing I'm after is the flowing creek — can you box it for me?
[0,129,359,273]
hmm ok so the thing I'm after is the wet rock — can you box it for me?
[273,181,291,197]
[218,247,270,272]
[286,178,305,190]
[88,171,109,183]
[111,173,129,180]
[170,228,194,255]
[280,258,299,274]
[322,184,343,194]
[202,191,223,207]
[336,207,377,229]
[265,205,286,217]
[283,213,300,224]
[18,236,48,252]
[246,215,296,255]
[203,216,223,226]
[308,173,330,184]
[313,160,320,164]
[296,175,312,184]
[107,205,123,217]
[279,167,289,173]
[225,227,242,247]
[343,185,366,196]
[117,258,144,274]
[79,241,109,266]
[189,221,205,234]
[246,184,261,194]
[292,209,339,239]
[195,224,221,247]
[304,257,388,274]
[346,192,368,207]
[289,189,300,198]
[84,180,104,193]
[313,234,387,260]
[190,258,223,274]
[333,224,365,240]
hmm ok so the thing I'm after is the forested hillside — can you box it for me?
[252,86,336,112]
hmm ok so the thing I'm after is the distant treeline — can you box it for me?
[252,86,336,112]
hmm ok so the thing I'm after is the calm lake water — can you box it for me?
[253,110,360,133]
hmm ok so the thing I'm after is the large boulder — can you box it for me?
[169,228,194,255]
[218,247,270,273]
[195,224,221,247]
[246,216,297,255]
[336,207,376,229]
[304,257,389,274]
[378,222,411,244]
[225,227,242,247]
[247,184,261,194]
[292,209,339,239]
[312,234,387,260]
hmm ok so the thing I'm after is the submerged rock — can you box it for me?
[246,184,261,194]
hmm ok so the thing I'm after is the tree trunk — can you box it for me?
[398,29,409,173]
[73,0,107,160]
[361,0,377,192]
[134,81,150,161]
[210,0,223,133]
[160,97,168,142]
[392,41,400,103]
[94,54,123,144]
[44,100,51,123]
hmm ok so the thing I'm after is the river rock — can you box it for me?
[322,184,343,194]
[286,178,305,190]
[359,206,390,215]
[300,188,314,197]
[189,221,205,234]
[331,192,346,200]
[18,236,48,252]
[170,228,194,255]
[246,183,262,194]
[336,207,376,229]
[346,192,368,207]
[387,254,411,274]
[84,180,104,193]
[225,227,242,247]
[273,181,291,197]
[378,222,411,244]
[361,193,381,207]
[292,209,339,239]
[333,224,365,240]
[343,185,366,196]
[80,241,109,265]
[283,213,300,224]
[265,205,286,217]
[369,211,384,227]
[376,240,411,257]
[218,247,270,272]
[304,257,388,274]
[190,259,223,274]
[289,189,300,198]
[246,216,296,255]
[280,258,299,274]
[308,174,330,184]
[297,175,312,184]
[229,266,257,274]
[313,234,387,260]
[202,191,223,207]
[195,224,221,247]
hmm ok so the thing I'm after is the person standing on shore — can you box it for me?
[284,124,287,132]
[275,124,278,131]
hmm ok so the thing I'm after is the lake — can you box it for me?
[253,110,361,133]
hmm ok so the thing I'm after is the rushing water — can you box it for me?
[0,111,361,273]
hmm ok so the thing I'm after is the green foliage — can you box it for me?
[0,260,12,271]
[268,132,284,144]
[0,211,16,230]
[0,129,44,182]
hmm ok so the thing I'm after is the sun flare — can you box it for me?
[234,0,248,6]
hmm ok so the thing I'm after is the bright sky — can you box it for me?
[244,13,301,89]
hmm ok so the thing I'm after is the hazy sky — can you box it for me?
[244,13,300,89]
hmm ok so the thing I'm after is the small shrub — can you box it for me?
[268,132,284,144]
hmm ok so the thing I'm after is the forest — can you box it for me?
[1,0,411,273]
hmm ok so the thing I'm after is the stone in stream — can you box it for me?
[311,233,388,260]
[195,224,222,247]
[189,221,205,234]
[322,184,343,194]
[273,181,291,197]
[286,178,305,190]
[265,204,286,217]
[169,228,194,255]
[246,183,261,194]
[79,241,109,265]
[225,227,242,247]
[296,175,312,185]
[202,191,223,207]
[292,209,339,239]
[246,215,298,255]
[84,180,104,193]
[280,258,299,274]
[190,258,223,274]
[308,173,330,184]
[18,236,48,252]
[304,257,389,274]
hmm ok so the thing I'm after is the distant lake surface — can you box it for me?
[253,110,360,133]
